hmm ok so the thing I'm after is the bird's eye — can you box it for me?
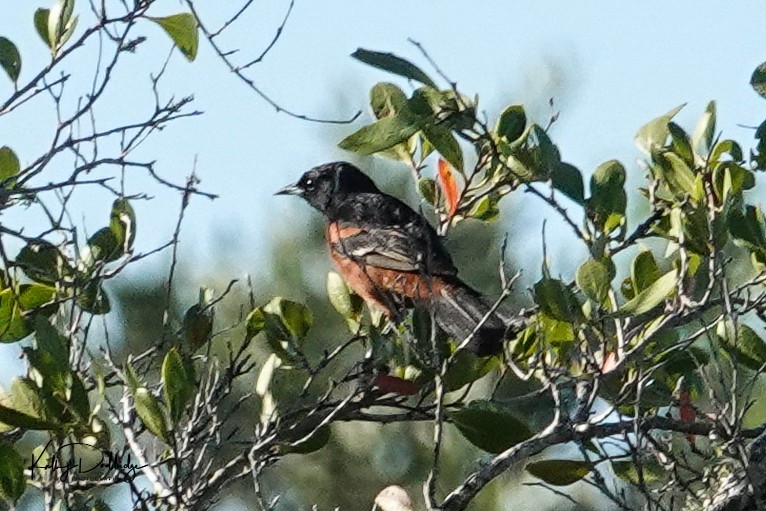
[304,178,314,188]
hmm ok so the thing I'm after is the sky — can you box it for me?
[0,1,765,381]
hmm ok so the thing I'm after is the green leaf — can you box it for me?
[551,162,585,205]
[467,194,500,222]
[612,459,664,485]
[77,281,111,315]
[33,317,68,374]
[656,151,697,197]
[526,459,591,486]
[245,308,266,341]
[717,321,766,371]
[631,250,660,295]
[33,9,52,49]
[110,198,136,253]
[182,303,213,351]
[0,442,25,504]
[668,122,693,164]
[635,104,685,155]
[422,123,463,171]
[0,403,59,430]
[339,114,421,155]
[0,38,21,83]
[692,101,716,154]
[9,378,56,424]
[84,227,121,264]
[443,352,498,391]
[277,299,312,339]
[534,277,583,323]
[418,178,438,206]
[576,258,613,304]
[0,285,56,344]
[751,62,766,99]
[451,400,533,453]
[133,388,168,441]
[729,205,766,253]
[351,48,436,88]
[279,425,331,454]
[0,147,20,187]
[17,240,68,285]
[617,270,677,317]
[326,271,354,318]
[496,105,526,142]
[150,13,198,61]
[162,348,194,424]
[370,82,408,119]
[587,160,627,234]
[47,0,76,53]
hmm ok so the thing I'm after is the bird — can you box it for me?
[276,161,514,356]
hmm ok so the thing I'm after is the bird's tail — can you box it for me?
[430,278,518,356]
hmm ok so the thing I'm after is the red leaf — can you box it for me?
[437,158,459,218]
[373,374,420,396]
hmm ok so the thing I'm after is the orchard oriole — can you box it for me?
[277,161,516,356]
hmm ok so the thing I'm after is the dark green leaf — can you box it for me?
[0,403,59,430]
[182,303,213,352]
[33,317,68,373]
[631,250,660,295]
[33,9,52,49]
[162,348,194,424]
[692,101,716,154]
[576,258,613,303]
[451,400,533,453]
[635,104,685,155]
[370,82,408,119]
[133,388,168,441]
[443,352,498,391]
[151,13,198,61]
[526,459,591,486]
[657,151,697,197]
[534,277,583,323]
[729,205,766,253]
[422,123,463,171]
[718,321,766,371]
[551,162,585,205]
[668,122,693,164]
[0,442,25,504]
[279,425,331,454]
[496,105,526,142]
[85,227,121,264]
[418,178,438,206]
[339,114,421,155]
[617,270,677,317]
[588,160,627,234]
[277,299,312,339]
[0,146,19,187]
[77,281,110,315]
[110,198,136,253]
[0,38,21,83]
[17,240,67,284]
[351,48,436,88]
[751,62,766,99]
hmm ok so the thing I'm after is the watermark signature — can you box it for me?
[29,440,148,482]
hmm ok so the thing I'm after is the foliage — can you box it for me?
[2,1,766,510]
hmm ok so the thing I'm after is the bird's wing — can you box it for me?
[330,221,457,276]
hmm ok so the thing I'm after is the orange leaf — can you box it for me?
[437,158,459,218]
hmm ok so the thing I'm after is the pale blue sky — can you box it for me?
[1,1,765,386]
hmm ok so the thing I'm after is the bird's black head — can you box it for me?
[276,161,380,213]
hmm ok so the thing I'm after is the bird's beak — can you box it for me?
[275,183,302,196]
